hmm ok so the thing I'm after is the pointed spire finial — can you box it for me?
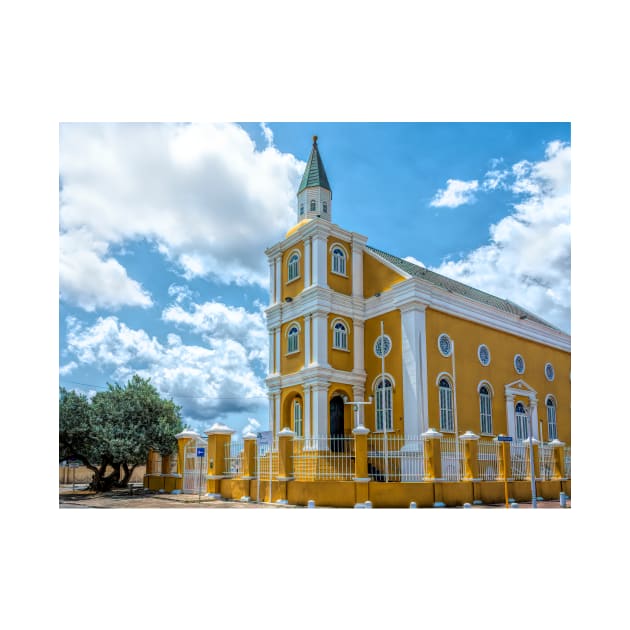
[313,135,318,144]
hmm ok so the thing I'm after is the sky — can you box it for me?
[58,121,571,437]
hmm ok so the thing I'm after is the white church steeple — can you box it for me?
[296,136,332,223]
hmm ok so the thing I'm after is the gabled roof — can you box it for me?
[297,136,331,195]
[366,245,563,333]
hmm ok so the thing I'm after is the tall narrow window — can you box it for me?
[333,321,348,350]
[439,379,454,432]
[515,402,528,440]
[375,378,393,431]
[299,204,304,216]
[287,326,299,354]
[546,398,557,440]
[310,199,316,212]
[287,253,299,281]
[479,386,492,434]
[332,247,346,275]
[293,399,303,437]
[322,201,328,213]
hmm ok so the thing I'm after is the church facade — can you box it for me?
[264,137,571,449]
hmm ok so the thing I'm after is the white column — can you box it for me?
[304,237,311,287]
[311,384,329,444]
[311,312,328,367]
[312,234,328,288]
[275,393,281,436]
[268,330,274,374]
[352,385,366,426]
[268,394,274,432]
[352,242,363,297]
[269,260,275,304]
[530,397,540,440]
[353,320,365,373]
[275,326,281,374]
[304,384,312,444]
[304,314,311,366]
[401,305,425,435]
[275,255,282,302]
[505,394,515,438]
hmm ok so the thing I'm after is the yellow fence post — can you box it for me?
[205,423,235,497]
[497,436,513,482]
[278,427,295,481]
[173,429,199,493]
[460,431,480,480]
[422,428,443,480]
[352,425,370,505]
[242,432,257,480]
[549,439,566,480]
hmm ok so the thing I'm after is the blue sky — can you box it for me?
[59,122,570,436]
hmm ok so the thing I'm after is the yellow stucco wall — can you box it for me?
[280,385,304,431]
[328,313,354,372]
[363,252,406,296]
[280,316,305,374]
[363,309,404,434]
[425,308,571,443]
[327,237,352,295]
[281,241,305,302]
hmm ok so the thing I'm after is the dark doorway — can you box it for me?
[330,395,345,453]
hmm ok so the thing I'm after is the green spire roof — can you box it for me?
[297,136,331,195]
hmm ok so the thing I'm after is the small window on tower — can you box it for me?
[310,200,316,212]
[323,201,328,213]
[300,204,304,216]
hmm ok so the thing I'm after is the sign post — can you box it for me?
[196,447,205,502]
[498,435,512,508]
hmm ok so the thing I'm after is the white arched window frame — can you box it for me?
[293,398,303,437]
[329,242,348,276]
[438,376,454,432]
[478,384,493,435]
[286,321,301,354]
[515,402,529,440]
[287,250,301,282]
[331,317,350,351]
[546,396,557,441]
[374,376,393,432]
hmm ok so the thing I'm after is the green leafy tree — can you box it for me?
[59,375,184,491]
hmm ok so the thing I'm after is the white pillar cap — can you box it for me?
[175,429,200,440]
[352,425,370,435]
[459,430,480,441]
[205,422,235,435]
[549,438,565,447]
[422,428,442,439]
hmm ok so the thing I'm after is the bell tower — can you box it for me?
[296,136,332,223]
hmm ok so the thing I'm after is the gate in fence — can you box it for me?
[183,438,207,494]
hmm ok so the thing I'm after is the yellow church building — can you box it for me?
[146,136,570,507]
[265,136,570,452]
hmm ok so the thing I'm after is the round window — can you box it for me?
[374,335,392,358]
[545,363,555,381]
[478,344,491,366]
[514,354,525,374]
[438,333,452,357]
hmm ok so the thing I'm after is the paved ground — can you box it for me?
[59,485,570,509]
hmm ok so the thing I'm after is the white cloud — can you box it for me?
[242,417,262,435]
[260,122,274,147]
[430,141,571,332]
[59,123,304,310]
[430,179,479,208]
[64,314,267,423]
[404,255,426,268]
[59,361,77,376]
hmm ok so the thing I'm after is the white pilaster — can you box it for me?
[304,237,311,287]
[311,384,329,442]
[352,385,366,426]
[311,312,328,367]
[268,331,274,374]
[506,394,515,438]
[351,242,363,298]
[269,260,275,305]
[275,393,281,436]
[304,384,312,443]
[401,305,426,435]
[275,255,282,302]
[275,326,281,374]
[304,314,311,366]
[312,234,328,288]
[353,320,365,373]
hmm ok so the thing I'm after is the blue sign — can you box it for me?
[196,447,205,457]
[497,435,513,442]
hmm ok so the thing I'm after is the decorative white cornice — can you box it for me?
[205,422,235,436]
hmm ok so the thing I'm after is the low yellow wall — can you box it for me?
[368,482,435,508]
[435,482,474,507]
[288,481,356,507]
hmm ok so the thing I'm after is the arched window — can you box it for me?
[310,199,316,212]
[515,402,528,440]
[375,377,393,431]
[546,397,557,440]
[439,378,454,432]
[293,399,303,437]
[287,252,300,282]
[287,325,299,354]
[333,321,348,350]
[331,246,346,275]
[479,386,492,434]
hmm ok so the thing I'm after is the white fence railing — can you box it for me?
[224,439,244,479]
[440,436,464,481]
[564,446,571,478]
[478,439,499,481]
[510,441,530,480]
[292,436,354,481]
[257,438,279,480]
[367,435,427,482]
[538,443,555,481]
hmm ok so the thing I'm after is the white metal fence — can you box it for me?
[564,446,571,478]
[478,439,499,481]
[257,437,279,481]
[367,435,427,482]
[440,436,464,481]
[292,436,354,480]
[538,443,555,480]
[510,441,530,480]
[224,439,244,479]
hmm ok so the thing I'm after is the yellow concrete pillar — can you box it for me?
[352,425,370,480]
[242,432,257,479]
[460,431,480,480]
[205,423,236,496]
[174,429,200,493]
[161,453,170,475]
[422,428,442,480]
[549,439,566,480]
[278,427,295,480]
[497,436,513,481]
